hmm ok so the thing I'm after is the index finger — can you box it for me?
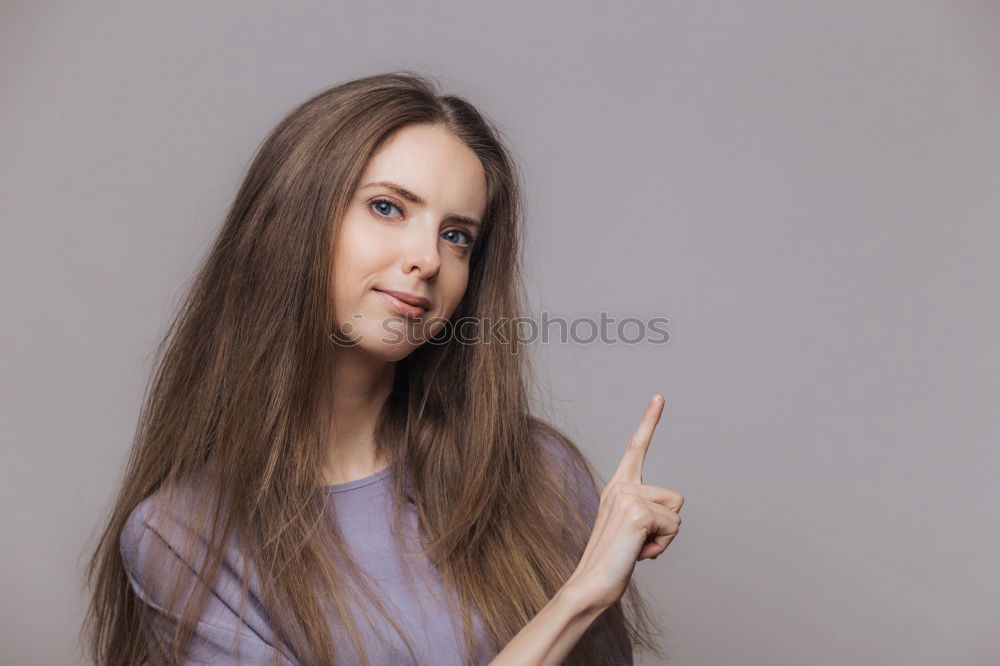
[610,393,665,485]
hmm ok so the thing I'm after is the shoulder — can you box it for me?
[121,468,220,548]
[118,471,290,659]
[532,421,595,483]
[530,420,601,511]
[119,469,229,603]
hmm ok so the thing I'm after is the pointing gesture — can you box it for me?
[564,394,684,611]
[610,393,663,486]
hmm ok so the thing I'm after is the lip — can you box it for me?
[374,289,430,318]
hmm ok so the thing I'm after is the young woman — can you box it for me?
[81,71,683,665]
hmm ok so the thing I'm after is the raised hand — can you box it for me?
[563,394,684,611]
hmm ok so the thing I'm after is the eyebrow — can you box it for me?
[361,180,482,228]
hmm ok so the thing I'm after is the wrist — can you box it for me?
[557,578,613,622]
[488,579,610,665]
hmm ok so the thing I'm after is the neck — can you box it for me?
[321,347,395,485]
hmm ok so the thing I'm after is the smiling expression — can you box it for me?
[331,123,489,361]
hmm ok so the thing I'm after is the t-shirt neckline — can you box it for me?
[323,464,393,494]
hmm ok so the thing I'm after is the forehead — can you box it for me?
[358,123,488,217]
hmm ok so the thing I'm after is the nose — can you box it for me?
[401,217,441,280]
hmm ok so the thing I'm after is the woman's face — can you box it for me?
[332,123,488,362]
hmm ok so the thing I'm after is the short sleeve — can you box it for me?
[120,483,298,665]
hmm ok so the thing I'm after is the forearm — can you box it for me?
[489,584,608,666]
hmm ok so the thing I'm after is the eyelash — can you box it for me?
[368,197,476,248]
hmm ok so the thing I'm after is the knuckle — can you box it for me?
[627,503,650,525]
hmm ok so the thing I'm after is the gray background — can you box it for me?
[2,1,998,664]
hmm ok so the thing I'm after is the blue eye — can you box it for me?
[443,229,474,248]
[369,197,476,249]
[370,198,402,218]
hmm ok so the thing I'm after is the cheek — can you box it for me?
[333,224,387,292]
[439,263,471,316]
[337,224,380,266]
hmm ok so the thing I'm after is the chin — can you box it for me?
[332,313,438,362]
[347,325,421,362]
[366,342,418,363]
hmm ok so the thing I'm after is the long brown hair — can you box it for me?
[80,70,664,665]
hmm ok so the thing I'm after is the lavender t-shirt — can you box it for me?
[119,439,633,664]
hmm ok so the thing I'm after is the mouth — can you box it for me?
[373,289,430,318]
